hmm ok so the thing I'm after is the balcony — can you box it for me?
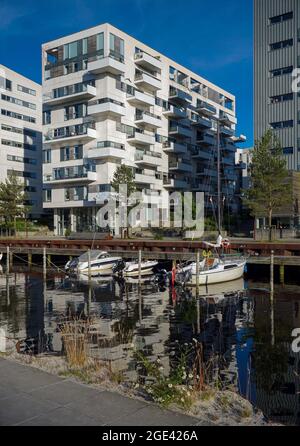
[44,170,97,185]
[169,87,192,104]
[169,160,192,173]
[134,71,161,92]
[196,101,217,116]
[220,112,237,126]
[163,178,188,189]
[135,173,162,186]
[191,115,212,129]
[88,99,126,117]
[43,84,97,106]
[192,183,211,192]
[197,168,217,178]
[221,143,236,153]
[135,109,162,129]
[197,133,215,146]
[127,130,155,146]
[134,51,162,72]
[135,150,162,167]
[222,156,235,166]
[163,141,187,154]
[163,105,187,119]
[192,149,212,160]
[88,54,125,75]
[223,170,236,181]
[127,90,155,107]
[220,126,235,137]
[87,141,126,161]
[169,124,192,139]
[44,124,97,144]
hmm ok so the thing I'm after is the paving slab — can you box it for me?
[0,358,201,426]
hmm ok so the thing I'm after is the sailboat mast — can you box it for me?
[217,118,221,234]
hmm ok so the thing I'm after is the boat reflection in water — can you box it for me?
[0,269,300,425]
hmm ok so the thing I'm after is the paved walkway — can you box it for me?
[0,358,202,426]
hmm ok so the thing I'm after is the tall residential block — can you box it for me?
[254,0,300,170]
[42,23,240,235]
[0,65,43,218]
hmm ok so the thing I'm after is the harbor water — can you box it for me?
[0,268,300,426]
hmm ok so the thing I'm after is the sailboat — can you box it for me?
[180,119,247,286]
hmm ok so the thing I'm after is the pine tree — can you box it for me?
[111,165,136,197]
[243,129,292,241]
[0,172,28,236]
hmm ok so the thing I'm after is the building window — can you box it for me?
[283,147,294,155]
[109,33,124,61]
[43,110,51,125]
[60,145,83,161]
[1,94,36,110]
[64,186,87,201]
[270,66,293,77]
[269,12,293,25]
[270,93,293,103]
[0,76,12,91]
[17,85,36,96]
[43,189,52,202]
[270,39,293,51]
[270,120,294,129]
[96,33,104,53]
[43,149,51,164]
[64,40,79,60]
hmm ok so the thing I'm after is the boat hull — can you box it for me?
[190,262,246,285]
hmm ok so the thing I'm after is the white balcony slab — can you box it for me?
[88,56,125,75]
[127,132,155,146]
[134,72,161,92]
[87,147,125,160]
[44,128,97,145]
[43,85,97,106]
[127,90,155,107]
[88,102,125,117]
[135,113,162,129]
[134,52,162,72]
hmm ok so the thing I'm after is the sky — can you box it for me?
[0,0,253,146]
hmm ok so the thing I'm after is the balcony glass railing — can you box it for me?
[89,98,124,107]
[135,69,160,81]
[135,109,161,121]
[96,141,125,150]
[44,81,96,101]
[135,150,162,161]
[44,122,96,141]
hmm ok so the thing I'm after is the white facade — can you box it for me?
[0,65,43,218]
[42,23,239,235]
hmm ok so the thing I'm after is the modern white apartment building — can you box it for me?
[0,65,43,218]
[42,23,240,235]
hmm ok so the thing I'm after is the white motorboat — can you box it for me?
[123,260,158,277]
[66,250,122,276]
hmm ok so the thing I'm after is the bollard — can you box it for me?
[196,250,200,294]
[43,247,47,278]
[6,246,9,274]
[138,249,142,284]
[270,250,274,302]
[88,249,91,281]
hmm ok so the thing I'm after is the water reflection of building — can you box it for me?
[252,293,300,426]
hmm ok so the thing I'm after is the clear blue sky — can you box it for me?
[0,0,253,146]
